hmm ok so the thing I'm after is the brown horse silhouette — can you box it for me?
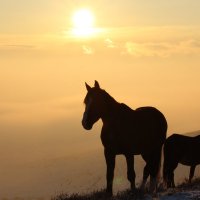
[82,81,167,195]
[163,134,200,188]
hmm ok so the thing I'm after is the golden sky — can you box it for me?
[0,0,200,160]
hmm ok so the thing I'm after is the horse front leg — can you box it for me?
[104,149,116,196]
[189,165,196,183]
[125,154,136,191]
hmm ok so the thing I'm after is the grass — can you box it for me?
[177,177,200,191]
[52,178,200,200]
[52,189,147,200]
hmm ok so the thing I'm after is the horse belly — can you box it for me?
[101,129,141,154]
[116,130,156,155]
[101,112,166,155]
[117,138,142,155]
[180,152,200,166]
[127,125,163,154]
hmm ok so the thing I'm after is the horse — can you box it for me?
[163,134,200,188]
[82,81,167,196]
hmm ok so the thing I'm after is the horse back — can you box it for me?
[164,134,200,166]
[135,106,167,140]
[121,106,167,140]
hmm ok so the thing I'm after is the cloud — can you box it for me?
[104,38,116,48]
[123,42,171,57]
[123,39,200,57]
[1,44,36,49]
[77,26,200,58]
[1,26,200,57]
[82,45,94,55]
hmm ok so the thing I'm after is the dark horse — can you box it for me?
[82,81,167,195]
[163,134,200,188]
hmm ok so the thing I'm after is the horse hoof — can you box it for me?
[139,186,145,194]
[105,191,113,198]
[131,188,145,199]
[157,183,166,192]
[130,187,137,195]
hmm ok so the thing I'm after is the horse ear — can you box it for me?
[85,82,91,91]
[94,80,100,88]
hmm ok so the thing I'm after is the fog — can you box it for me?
[1,108,200,199]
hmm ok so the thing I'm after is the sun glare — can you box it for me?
[71,9,96,37]
[73,9,94,28]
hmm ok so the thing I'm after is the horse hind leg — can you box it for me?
[140,162,150,191]
[104,149,116,196]
[189,165,196,183]
[165,163,178,188]
[125,154,136,191]
[148,148,162,193]
[163,145,179,188]
[169,171,175,188]
[163,159,175,188]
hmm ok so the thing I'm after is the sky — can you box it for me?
[0,0,200,198]
[1,0,200,153]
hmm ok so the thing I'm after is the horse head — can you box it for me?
[82,80,107,130]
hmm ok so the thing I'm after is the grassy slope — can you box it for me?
[52,178,200,200]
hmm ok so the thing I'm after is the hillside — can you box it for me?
[53,178,200,200]
[185,130,200,136]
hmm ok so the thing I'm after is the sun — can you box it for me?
[73,9,94,28]
[71,9,96,37]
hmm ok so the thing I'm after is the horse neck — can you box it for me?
[101,95,119,123]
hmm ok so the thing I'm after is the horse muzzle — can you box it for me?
[82,119,93,130]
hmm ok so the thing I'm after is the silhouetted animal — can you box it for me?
[163,134,200,188]
[82,81,167,195]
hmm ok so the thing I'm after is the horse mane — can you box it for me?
[102,91,134,114]
[84,88,117,105]
[102,90,118,104]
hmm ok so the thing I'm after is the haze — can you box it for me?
[0,0,200,199]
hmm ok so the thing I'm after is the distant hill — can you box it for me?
[184,130,200,136]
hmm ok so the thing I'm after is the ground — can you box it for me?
[52,178,200,200]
